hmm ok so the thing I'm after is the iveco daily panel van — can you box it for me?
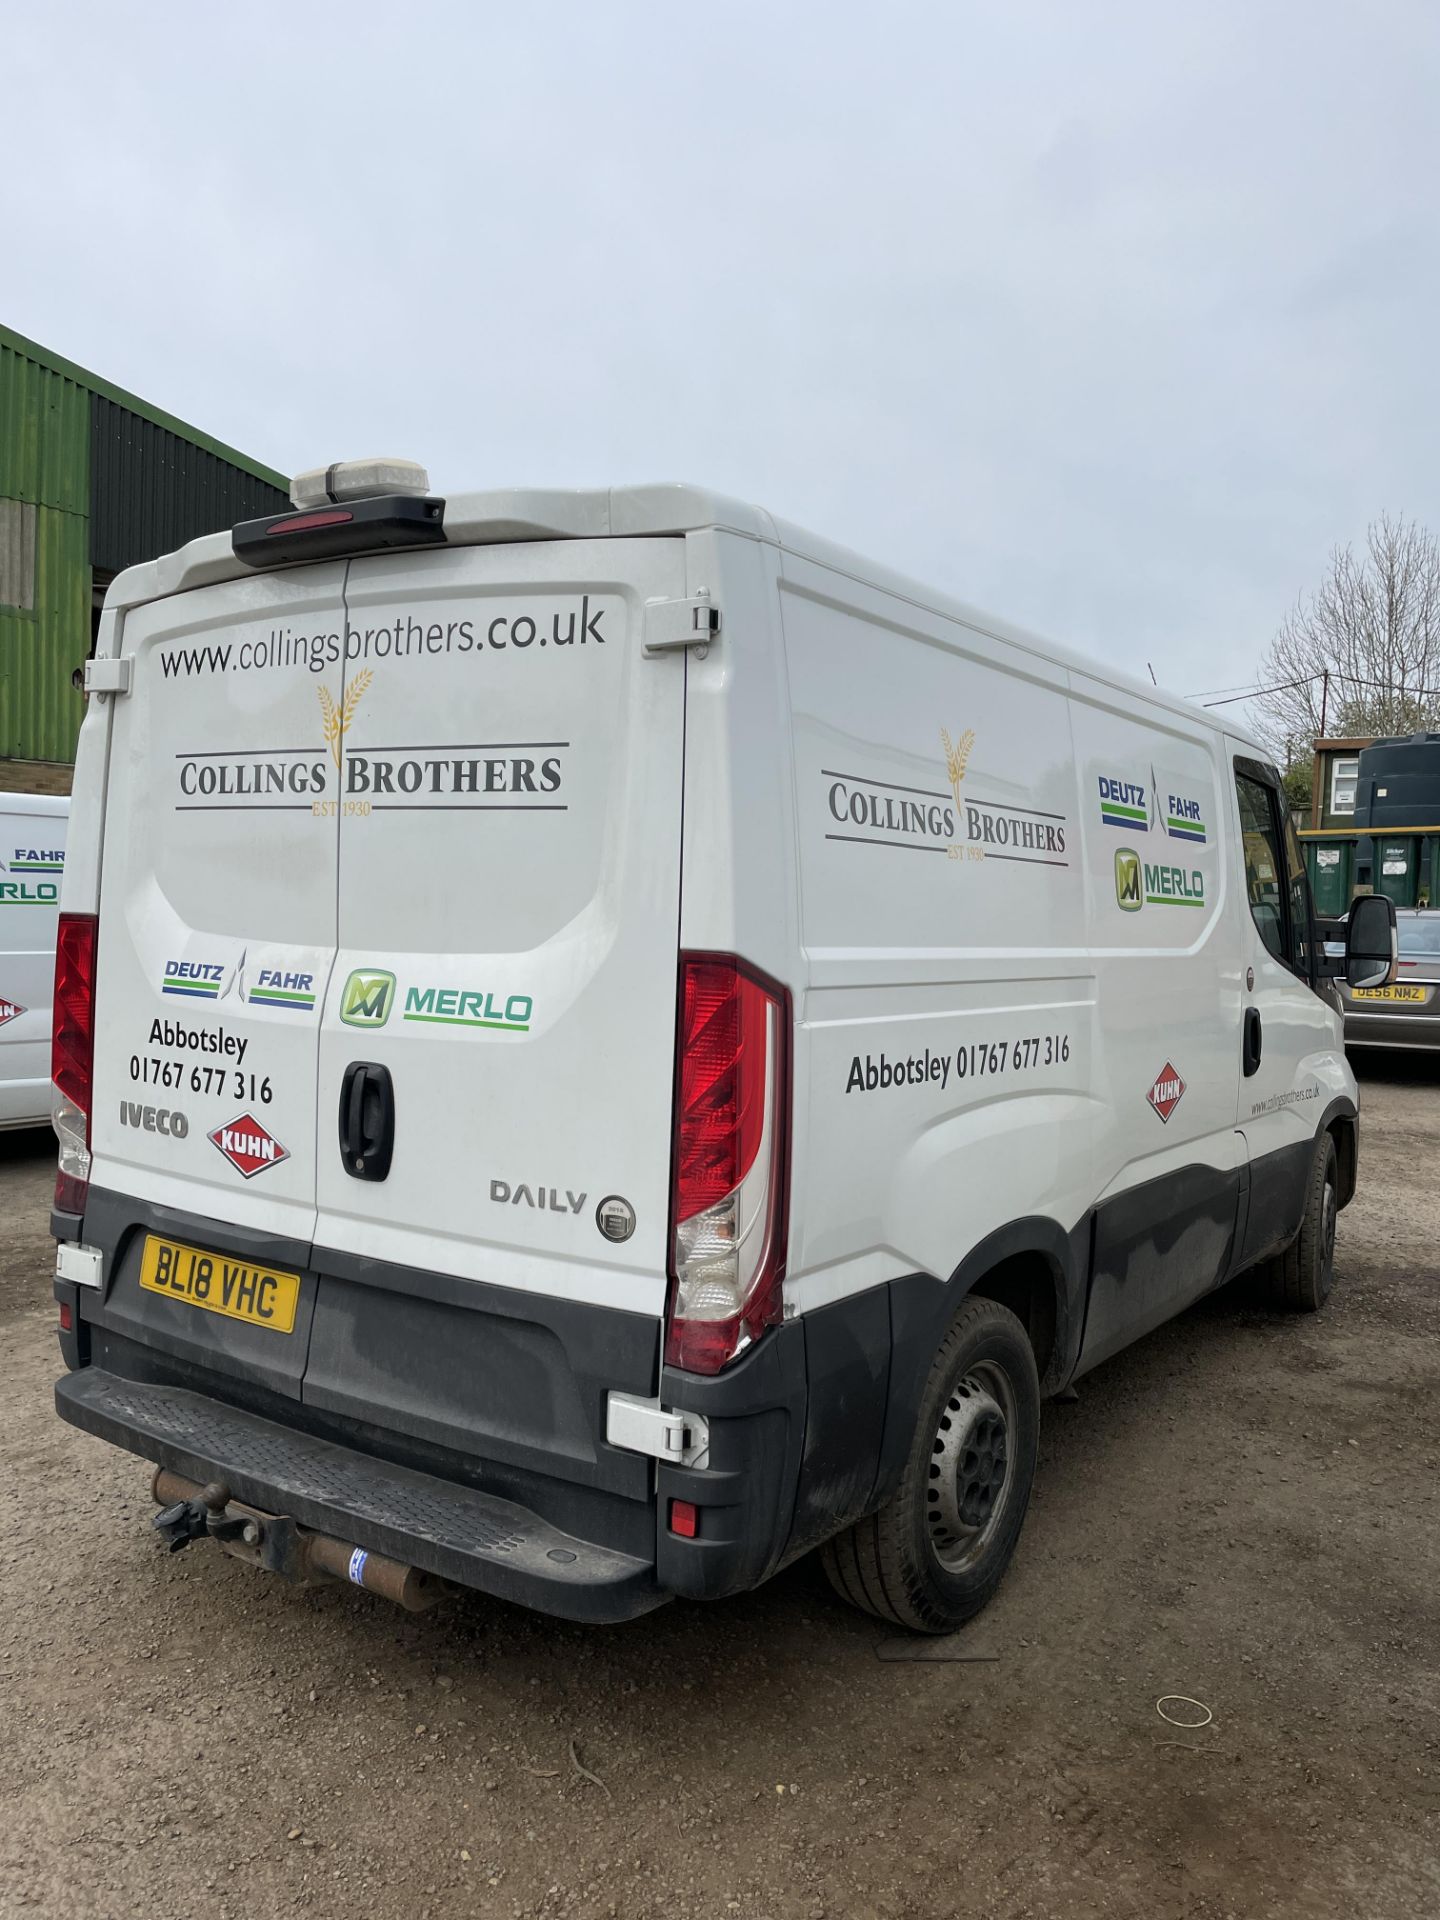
[50,466,1395,1633]
[2,792,67,1130]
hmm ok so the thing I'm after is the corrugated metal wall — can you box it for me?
[0,340,90,761]
[1,335,289,763]
[90,395,287,577]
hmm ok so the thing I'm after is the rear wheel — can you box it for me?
[1262,1133,1339,1313]
[820,1295,1040,1633]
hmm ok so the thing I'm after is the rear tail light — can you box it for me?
[52,913,97,1215]
[665,954,790,1375]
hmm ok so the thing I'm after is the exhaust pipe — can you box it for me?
[151,1468,446,1612]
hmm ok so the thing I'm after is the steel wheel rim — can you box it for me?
[925,1360,1017,1574]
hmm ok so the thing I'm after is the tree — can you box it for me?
[1281,756,1312,817]
[1253,513,1440,754]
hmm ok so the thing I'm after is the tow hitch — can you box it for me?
[154,1479,256,1551]
[149,1468,447,1612]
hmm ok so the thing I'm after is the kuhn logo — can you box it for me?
[0,997,25,1027]
[1147,1063,1186,1124]
[208,1113,290,1179]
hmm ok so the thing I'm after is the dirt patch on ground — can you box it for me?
[2,1061,1437,1919]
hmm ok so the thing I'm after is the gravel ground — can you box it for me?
[2,1058,1437,1920]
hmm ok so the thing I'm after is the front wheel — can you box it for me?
[820,1295,1040,1633]
[1262,1133,1339,1313]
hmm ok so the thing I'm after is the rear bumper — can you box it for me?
[55,1366,660,1623]
[53,1187,889,1621]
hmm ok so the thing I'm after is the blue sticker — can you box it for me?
[347,1547,368,1587]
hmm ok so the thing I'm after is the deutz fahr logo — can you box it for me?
[340,969,396,1028]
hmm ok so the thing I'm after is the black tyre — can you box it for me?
[1263,1132,1339,1313]
[820,1295,1040,1633]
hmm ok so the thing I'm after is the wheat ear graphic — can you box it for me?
[318,685,341,765]
[941,725,976,806]
[318,671,373,767]
[341,669,373,726]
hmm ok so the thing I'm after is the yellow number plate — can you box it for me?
[138,1234,300,1334]
[1352,984,1427,1002]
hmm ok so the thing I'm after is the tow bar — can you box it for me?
[150,1468,447,1612]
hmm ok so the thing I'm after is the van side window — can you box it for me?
[1236,772,1288,965]
[1279,803,1315,976]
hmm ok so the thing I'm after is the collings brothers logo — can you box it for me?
[176,673,567,814]
[823,725,1069,870]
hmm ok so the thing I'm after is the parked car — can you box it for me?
[1340,907,1440,1050]
[49,463,1395,1634]
[1,792,68,1129]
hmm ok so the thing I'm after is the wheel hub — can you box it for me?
[926,1368,1014,1571]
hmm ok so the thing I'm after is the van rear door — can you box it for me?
[312,537,685,1293]
[305,538,687,1456]
[86,567,347,1391]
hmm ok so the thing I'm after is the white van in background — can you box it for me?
[1,791,68,1130]
[50,466,1395,1633]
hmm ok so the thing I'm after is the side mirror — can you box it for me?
[1346,893,1397,989]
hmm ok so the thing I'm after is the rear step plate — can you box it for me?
[56,1370,663,1623]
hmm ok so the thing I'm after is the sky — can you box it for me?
[7,2,1440,735]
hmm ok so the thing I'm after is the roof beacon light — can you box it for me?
[290,458,431,512]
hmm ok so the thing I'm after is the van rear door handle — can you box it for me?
[1242,1007,1263,1078]
[339,1061,395,1181]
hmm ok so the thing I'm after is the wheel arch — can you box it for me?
[874,1214,1088,1510]
[1326,1100,1358,1210]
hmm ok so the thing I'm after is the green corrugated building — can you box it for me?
[1,323,287,779]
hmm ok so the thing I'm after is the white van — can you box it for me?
[50,466,1395,1633]
[1,792,68,1130]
